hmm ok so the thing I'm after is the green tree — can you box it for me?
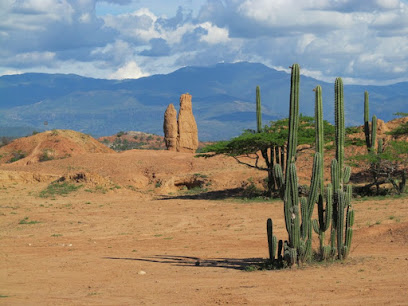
[351,113,408,195]
[199,115,334,197]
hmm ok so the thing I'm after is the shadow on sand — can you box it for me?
[157,187,269,201]
[104,255,264,271]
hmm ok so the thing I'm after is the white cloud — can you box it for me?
[109,61,148,79]
[0,0,407,84]
[1,69,23,76]
[199,22,229,44]
[103,8,161,42]
[90,39,134,64]
[79,13,92,23]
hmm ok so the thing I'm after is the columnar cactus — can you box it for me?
[335,78,345,181]
[256,85,262,133]
[266,67,354,267]
[331,78,353,260]
[286,64,300,170]
[314,85,325,194]
[256,85,278,196]
[364,91,377,152]
[283,64,301,234]
[312,85,333,258]
[271,64,322,265]
[364,91,370,148]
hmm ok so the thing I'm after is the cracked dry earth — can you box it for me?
[1,149,408,305]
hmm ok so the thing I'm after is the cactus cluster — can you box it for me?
[266,65,355,266]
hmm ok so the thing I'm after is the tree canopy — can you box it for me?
[199,115,334,159]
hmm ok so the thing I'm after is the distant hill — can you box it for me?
[0,129,114,165]
[1,62,407,140]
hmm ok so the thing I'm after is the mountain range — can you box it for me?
[1,62,407,140]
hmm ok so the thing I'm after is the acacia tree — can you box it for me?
[199,114,334,197]
[351,109,408,195]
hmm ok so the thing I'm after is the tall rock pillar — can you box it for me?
[163,93,198,153]
[163,104,178,151]
[177,93,198,153]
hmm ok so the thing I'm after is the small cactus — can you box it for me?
[267,218,277,261]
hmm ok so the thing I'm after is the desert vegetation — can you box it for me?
[0,64,407,304]
[199,64,408,270]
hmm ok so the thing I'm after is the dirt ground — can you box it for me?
[1,149,408,305]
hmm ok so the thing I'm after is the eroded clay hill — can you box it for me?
[348,116,408,143]
[0,130,114,165]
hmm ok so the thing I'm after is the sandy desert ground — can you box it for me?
[1,137,408,305]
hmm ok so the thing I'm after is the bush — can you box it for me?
[8,151,26,163]
[117,131,126,137]
[39,182,82,198]
[39,149,54,162]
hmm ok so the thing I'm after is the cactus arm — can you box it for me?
[285,64,300,201]
[378,138,383,153]
[344,166,351,184]
[371,115,377,150]
[335,78,345,184]
[273,163,283,186]
[300,197,308,240]
[314,85,325,194]
[307,152,321,217]
[331,159,340,192]
[337,190,346,259]
[324,185,333,231]
[289,163,300,249]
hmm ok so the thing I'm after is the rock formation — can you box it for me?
[177,93,198,153]
[163,93,198,153]
[163,104,178,151]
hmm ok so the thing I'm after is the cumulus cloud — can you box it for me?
[109,61,148,79]
[103,8,160,42]
[0,0,407,83]
[195,0,408,83]
[199,22,229,44]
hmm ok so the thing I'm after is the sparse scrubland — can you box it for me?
[1,65,407,304]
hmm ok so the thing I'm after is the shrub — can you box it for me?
[8,151,26,163]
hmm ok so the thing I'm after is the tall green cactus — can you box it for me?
[331,77,354,260]
[364,91,370,148]
[256,86,262,133]
[335,78,345,183]
[283,64,300,236]
[286,64,300,168]
[256,85,278,196]
[267,67,354,267]
[284,64,300,212]
[371,115,377,151]
[312,85,333,258]
[364,91,377,152]
[273,64,322,265]
[314,85,324,194]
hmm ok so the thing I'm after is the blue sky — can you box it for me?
[1,0,408,85]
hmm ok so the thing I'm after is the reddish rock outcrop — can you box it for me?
[177,93,198,153]
[163,93,198,153]
[163,104,178,151]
